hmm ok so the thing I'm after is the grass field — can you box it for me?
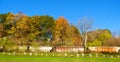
[0,52,120,62]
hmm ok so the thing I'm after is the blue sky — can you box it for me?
[0,0,120,33]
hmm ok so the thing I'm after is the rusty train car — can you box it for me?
[52,46,84,53]
[88,46,120,53]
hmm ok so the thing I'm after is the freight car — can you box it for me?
[88,46,120,53]
[52,46,84,53]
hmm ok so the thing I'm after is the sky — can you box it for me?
[0,0,120,33]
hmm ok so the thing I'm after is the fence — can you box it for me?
[1,52,120,58]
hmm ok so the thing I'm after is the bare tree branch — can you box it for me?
[77,18,92,52]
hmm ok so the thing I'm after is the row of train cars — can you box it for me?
[20,46,120,53]
[0,46,120,53]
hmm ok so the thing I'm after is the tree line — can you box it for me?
[0,12,120,49]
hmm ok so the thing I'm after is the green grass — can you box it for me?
[0,53,120,62]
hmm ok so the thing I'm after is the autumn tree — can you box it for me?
[53,17,82,46]
[53,17,69,46]
[4,13,30,45]
[65,25,82,46]
[104,37,120,46]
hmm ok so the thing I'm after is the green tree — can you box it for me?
[87,29,112,46]
[0,37,14,51]
[97,29,112,46]
[0,13,11,37]
[39,15,55,40]
[87,39,102,46]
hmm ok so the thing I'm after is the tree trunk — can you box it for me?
[84,32,87,52]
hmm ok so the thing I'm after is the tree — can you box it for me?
[0,37,15,52]
[0,24,4,37]
[0,12,14,37]
[53,17,69,46]
[1,12,56,46]
[104,37,120,46]
[78,18,92,51]
[38,15,55,41]
[87,39,102,46]
[87,29,112,46]
[65,25,82,46]
[0,13,9,25]
[97,29,112,46]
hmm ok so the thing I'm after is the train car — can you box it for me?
[54,46,84,53]
[30,46,52,52]
[88,46,120,53]
[18,46,52,52]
